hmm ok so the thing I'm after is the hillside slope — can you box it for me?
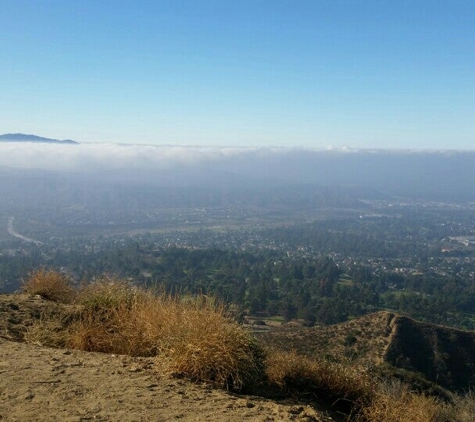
[259,311,475,394]
[384,316,475,393]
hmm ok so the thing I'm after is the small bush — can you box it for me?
[22,269,75,303]
[69,281,159,356]
[265,350,457,421]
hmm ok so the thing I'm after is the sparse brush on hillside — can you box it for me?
[22,269,75,303]
[265,349,374,415]
[21,270,475,420]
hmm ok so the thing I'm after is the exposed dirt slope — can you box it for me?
[0,294,337,422]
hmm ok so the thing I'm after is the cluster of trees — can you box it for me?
[82,246,346,324]
[2,239,474,329]
[2,206,475,329]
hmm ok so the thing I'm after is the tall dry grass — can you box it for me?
[355,379,449,422]
[22,268,75,303]
[264,350,475,421]
[265,349,374,414]
[39,277,266,390]
[448,390,475,422]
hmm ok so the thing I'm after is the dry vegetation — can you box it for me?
[20,269,475,421]
[25,273,263,390]
[21,268,76,303]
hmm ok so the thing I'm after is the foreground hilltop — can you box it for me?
[0,294,334,422]
[0,338,328,422]
[259,311,475,394]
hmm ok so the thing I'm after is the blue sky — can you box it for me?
[1,0,474,149]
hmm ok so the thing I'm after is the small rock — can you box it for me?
[146,384,159,389]
[290,406,306,414]
[24,391,35,400]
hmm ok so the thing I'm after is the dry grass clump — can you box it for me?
[22,269,75,303]
[449,391,475,422]
[157,296,265,390]
[355,380,448,422]
[62,279,264,390]
[77,277,140,311]
[264,350,462,421]
[68,279,153,356]
[265,350,374,412]
[24,308,74,348]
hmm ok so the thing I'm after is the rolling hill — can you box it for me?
[258,311,475,394]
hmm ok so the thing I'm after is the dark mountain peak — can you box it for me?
[0,133,78,144]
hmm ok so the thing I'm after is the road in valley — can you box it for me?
[7,217,43,246]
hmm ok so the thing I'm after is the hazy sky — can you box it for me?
[1,1,474,149]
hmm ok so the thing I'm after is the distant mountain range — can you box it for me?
[0,133,78,144]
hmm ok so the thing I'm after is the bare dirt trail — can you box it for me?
[0,295,337,422]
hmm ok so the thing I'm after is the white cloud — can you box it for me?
[0,142,268,172]
[0,142,470,176]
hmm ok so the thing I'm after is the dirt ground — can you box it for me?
[0,294,338,421]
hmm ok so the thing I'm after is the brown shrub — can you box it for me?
[69,279,158,356]
[22,269,75,303]
[68,280,265,390]
[265,349,374,408]
[449,390,475,422]
[158,296,265,390]
[355,380,448,422]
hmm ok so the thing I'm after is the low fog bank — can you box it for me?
[1,142,475,201]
